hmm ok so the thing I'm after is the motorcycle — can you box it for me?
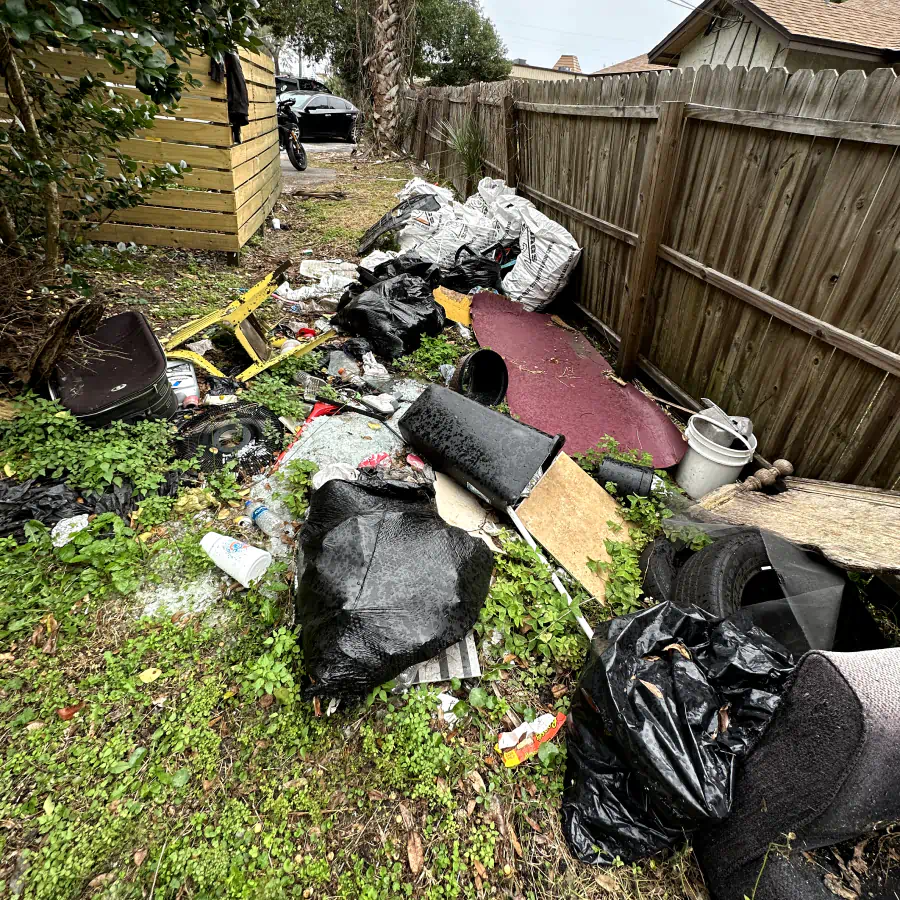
[278,99,308,171]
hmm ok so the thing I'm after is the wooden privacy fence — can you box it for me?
[14,45,280,253]
[402,66,900,490]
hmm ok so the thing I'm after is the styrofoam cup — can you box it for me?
[200,532,272,588]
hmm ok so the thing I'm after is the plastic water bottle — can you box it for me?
[245,501,286,537]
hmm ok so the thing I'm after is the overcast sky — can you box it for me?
[479,0,691,74]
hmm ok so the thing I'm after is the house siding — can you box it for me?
[678,17,787,68]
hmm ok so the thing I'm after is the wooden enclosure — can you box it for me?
[25,45,280,252]
[402,66,900,490]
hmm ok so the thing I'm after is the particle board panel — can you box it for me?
[516,452,630,604]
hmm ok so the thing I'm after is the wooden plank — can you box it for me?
[515,101,659,120]
[702,477,900,573]
[684,102,900,146]
[137,117,233,146]
[617,100,686,379]
[516,452,631,604]
[91,221,239,251]
[142,188,235,213]
[517,183,638,246]
[657,244,900,379]
[234,158,280,216]
[502,93,518,187]
[105,204,239,232]
[237,173,280,246]
[117,138,231,169]
[230,128,278,168]
[239,116,277,144]
[232,140,280,190]
[100,158,233,191]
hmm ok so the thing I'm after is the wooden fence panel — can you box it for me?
[404,65,900,488]
[17,45,279,253]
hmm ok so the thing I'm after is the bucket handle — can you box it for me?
[689,414,754,452]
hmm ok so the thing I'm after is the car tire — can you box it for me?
[672,531,771,618]
[639,537,679,605]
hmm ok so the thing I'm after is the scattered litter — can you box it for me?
[358,250,397,271]
[562,601,794,865]
[204,393,239,406]
[276,273,356,314]
[472,293,686,465]
[502,206,581,311]
[298,259,358,280]
[433,473,501,550]
[360,394,396,415]
[332,274,445,359]
[448,349,508,407]
[245,501,289,538]
[591,456,664,498]
[186,339,213,356]
[293,371,327,402]
[293,479,494,699]
[311,463,358,491]
[200,532,272,588]
[675,413,757,500]
[407,454,425,471]
[359,451,392,471]
[367,422,381,431]
[362,352,388,378]
[50,514,90,548]
[396,177,454,205]
[497,712,566,768]
[438,363,456,385]
[456,323,472,341]
[326,350,361,380]
[358,193,444,256]
[138,667,162,684]
[401,630,482,686]
[437,692,460,726]
[271,218,281,230]
[166,360,200,407]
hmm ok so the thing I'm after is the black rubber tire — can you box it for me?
[639,537,678,605]
[672,531,771,618]
[287,134,308,171]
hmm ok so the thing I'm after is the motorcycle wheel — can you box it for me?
[286,132,308,171]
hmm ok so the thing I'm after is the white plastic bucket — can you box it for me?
[200,532,272,588]
[675,414,757,500]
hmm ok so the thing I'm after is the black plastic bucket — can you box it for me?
[449,349,508,406]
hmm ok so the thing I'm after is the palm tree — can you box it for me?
[369,0,410,150]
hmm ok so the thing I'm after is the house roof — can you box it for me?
[553,54,582,72]
[593,54,672,75]
[649,0,900,65]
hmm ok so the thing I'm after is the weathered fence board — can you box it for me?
[400,64,900,489]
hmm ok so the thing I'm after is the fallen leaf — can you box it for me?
[664,643,691,660]
[43,796,55,816]
[474,873,483,891]
[595,872,619,892]
[473,859,488,879]
[524,814,542,833]
[718,705,730,736]
[824,872,858,900]
[25,721,45,732]
[398,802,415,832]
[850,842,870,876]
[407,831,424,875]
[138,667,162,684]
[550,684,567,700]
[57,702,85,720]
[259,693,274,709]
[509,823,523,858]
[467,770,486,794]
[133,849,147,867]
[0,653,14,663]
[367,789,384,801]
[88,873,115,889]
[639,680,665,700]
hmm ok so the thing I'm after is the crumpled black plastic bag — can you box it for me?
[293,478,493,699]
[440,245,502,293]
[0,478,138,542]
[332,273,446,359]
[562,601,794,865]
[358,253,441,289]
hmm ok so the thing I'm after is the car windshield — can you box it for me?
[285,93,313,109]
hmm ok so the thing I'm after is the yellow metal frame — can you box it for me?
[163,262,334,382]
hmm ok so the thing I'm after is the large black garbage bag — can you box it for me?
[440,245,502,293]
[332,274,446,359]
[357,253,441,288]
[562,601,794,866]
[293,478,494,699]
[358,194,442,256]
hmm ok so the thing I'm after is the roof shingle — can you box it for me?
[593,53,673,75]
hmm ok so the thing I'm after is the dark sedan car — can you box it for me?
[282,92,359,142]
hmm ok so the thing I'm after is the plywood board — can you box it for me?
[516,452,630,603]
[705,477,900,573]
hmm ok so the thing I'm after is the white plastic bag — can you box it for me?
[397,204,458,253]
[396,177,453,206]
[464,176,516,216]
[490,194,534,243]
[415,202,503,269]
[501,206,582,311]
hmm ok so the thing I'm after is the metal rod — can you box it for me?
[506,505,594,641]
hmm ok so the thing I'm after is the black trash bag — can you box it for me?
[339,337,372,361]
[293,478,494,700]
[440,245,502,293]
[562,601,794,866]
[0,478,139,542]
[332,274,445,359]
[358,194,442,256]
[358,253,441,289]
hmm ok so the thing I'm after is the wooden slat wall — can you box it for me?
[28,44,278,252]
[401,66,900,490]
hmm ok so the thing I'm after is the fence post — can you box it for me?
[616,100,685,380]
[440,94,451,179]
[502,93,518,188]
[414,96,427,163]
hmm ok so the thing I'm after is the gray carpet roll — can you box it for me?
[696,649,900,900]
